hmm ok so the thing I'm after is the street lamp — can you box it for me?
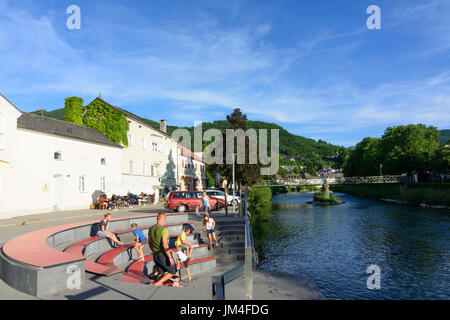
[380,163,383,176]
[232,152,236,216]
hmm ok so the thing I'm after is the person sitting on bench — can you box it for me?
[175,227,196,260]
[97,213,124,247]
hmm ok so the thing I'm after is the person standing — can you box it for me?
[148,213,177,286]
[204,214,219,250]
[202,191,211,215]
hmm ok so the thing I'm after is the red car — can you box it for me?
[165,191,225,212]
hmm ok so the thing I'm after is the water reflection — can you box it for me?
[257,192,450,299]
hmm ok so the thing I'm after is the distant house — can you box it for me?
[284,174,301,180]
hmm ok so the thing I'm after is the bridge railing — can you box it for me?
[252,175,411,188]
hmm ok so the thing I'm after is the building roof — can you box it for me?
[179,144,205,163]
[17,112,122,148]
[93,98,173,139]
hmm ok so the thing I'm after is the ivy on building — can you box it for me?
[64,97,129,146]
[64,97,84,125]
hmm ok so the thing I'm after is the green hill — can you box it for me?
[31,107,346,160]
[439,129,450,145]
[30,108,65,120]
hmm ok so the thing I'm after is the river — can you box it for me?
[257,192,450,300]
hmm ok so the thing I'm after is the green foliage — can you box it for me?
[82,99,129,146]
[209,109,262,187]
[343,137,382,176]
[344,125,443,176]
[439,130,450,145]
[332,184,450,206]
[205,166,215,188]
[248,186,272,218]
[64,97,84,125]
[314,192,340,203]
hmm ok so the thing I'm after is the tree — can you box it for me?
[343,137,382,176]
[210,109,262,188]
[433,146,450,173]
[64,97,83,125]
[380,124,440,174]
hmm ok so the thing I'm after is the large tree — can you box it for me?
[380,124,440,174]
[210,109,262,188]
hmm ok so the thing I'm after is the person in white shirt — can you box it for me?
[174,246,192,283]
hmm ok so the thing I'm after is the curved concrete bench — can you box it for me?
[65,223,194,276]
[122,254,216,284]
[0,212,187,297]
[98,237,207,274]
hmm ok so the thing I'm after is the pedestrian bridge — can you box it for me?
[251,175,411,188]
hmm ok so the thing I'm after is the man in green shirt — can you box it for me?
[148,212,176,286]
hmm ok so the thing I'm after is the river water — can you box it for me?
[257,192,450,300]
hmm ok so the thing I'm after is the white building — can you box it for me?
[0,94,122,219]
[95,98,179,202]
[178,145,207,191]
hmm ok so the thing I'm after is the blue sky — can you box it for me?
[0,0,449,146]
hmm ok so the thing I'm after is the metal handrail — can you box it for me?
[211,198,254,300]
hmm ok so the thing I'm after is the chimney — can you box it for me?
[160,120,167,133]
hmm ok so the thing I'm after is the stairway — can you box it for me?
[212,217,246,265]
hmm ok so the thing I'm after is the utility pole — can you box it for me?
[232,153,236,216]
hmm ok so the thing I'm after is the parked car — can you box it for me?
[165,191,226,212]
[206,190,241,206]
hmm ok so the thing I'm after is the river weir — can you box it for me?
[257,192,450,300]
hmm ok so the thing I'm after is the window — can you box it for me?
[101,158,106,166]
[152,142,158,151]
[54,152,63,160]
[0,113,4,149]
[143,162,146,176]
[78,176,86,193]
[141,138,146,150]
[129,161,134,175]
[128,134,134,146]
[173,192,186,199]
[100,177,106,192]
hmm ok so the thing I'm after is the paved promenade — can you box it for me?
[0,204,324,300]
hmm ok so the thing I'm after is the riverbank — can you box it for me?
[331,183,450,210]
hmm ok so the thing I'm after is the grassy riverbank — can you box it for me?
[248,186,272,252]
[331,183,450,207]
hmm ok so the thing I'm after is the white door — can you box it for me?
[53,174,64,211]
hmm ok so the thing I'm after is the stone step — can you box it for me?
[216,230,245,236]
[215,225,245,231]
[217,235,245,243]
[213,219,245,225]
[213,247,245,255]
[214,254,245,262]
[116,244,210,269]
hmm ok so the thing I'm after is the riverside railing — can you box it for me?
[212,198,254,300]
